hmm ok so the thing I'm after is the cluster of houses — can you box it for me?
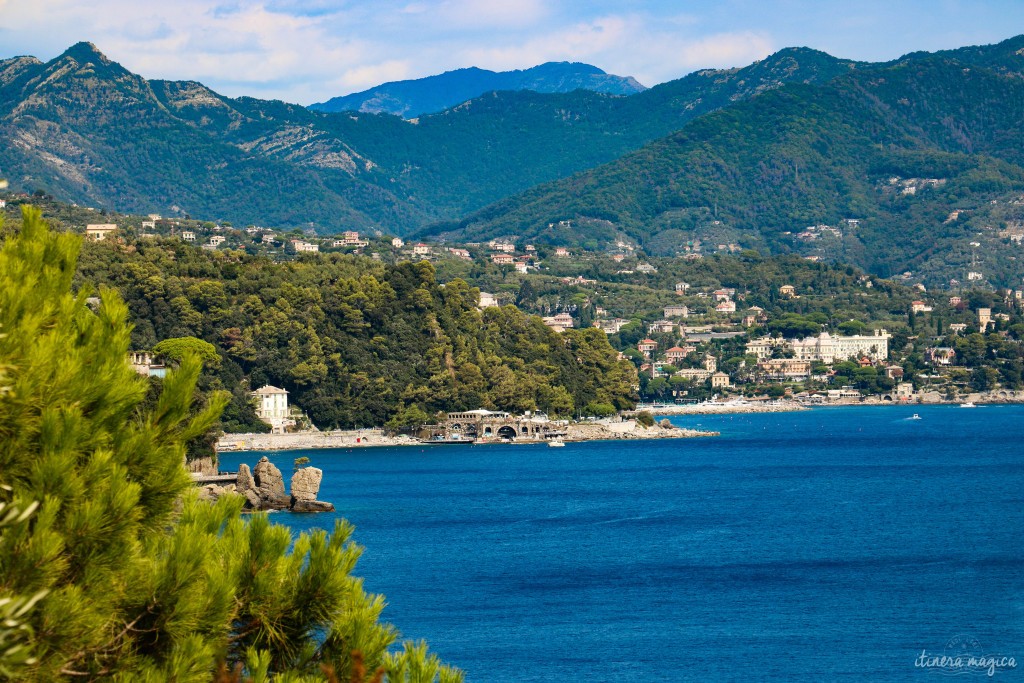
[485,239,537,273]
[635,339,732,389]
[592,285,777,337]
[921,301,1020,367]
[285,230,374,254]
[623,328,895,394]
[395,238,582,275]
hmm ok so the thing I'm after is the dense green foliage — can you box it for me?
[435,39,1024,286]
[73,235,637,429]
[0,208,461,681]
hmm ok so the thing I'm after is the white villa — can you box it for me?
[747,330,889,363]
[542,312,575,332]
[336,230,368,247]
[253,385,294,434]
[790,330,890,363]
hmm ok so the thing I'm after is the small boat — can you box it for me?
[548,439,565,447]
[910,413,922,420]
[960,401,977,408]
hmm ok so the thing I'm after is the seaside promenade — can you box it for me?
[216,419,717,453]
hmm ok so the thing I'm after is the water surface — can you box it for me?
[219,405,1024,681]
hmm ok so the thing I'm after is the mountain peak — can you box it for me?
[528,61,606,76]
[60,41,110,65]
[310,61,645,118]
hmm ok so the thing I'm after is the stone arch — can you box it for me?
[497,425,517,440]
[483,426,492,436]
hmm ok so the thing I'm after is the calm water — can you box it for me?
[219,405,1024,681]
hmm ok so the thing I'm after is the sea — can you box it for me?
[217,405,1024,681]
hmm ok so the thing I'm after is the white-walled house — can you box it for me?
[253,385,294,434]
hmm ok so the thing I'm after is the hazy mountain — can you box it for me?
[309,62,647,118]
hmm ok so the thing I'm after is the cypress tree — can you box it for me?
[0,208,462,681]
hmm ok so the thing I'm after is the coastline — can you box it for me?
[217,389,1024,453]
[632,402,807,416]
[636,389,1024,416]
[217,420,718,453]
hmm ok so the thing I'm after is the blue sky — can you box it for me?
[1,0,1021,104]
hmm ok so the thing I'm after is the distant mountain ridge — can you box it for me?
[0,41,864,234]
[309,62,647,118]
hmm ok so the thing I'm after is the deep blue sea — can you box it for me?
[218,405,1024,681]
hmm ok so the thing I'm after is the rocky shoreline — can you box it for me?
[633,402,807,416]
[564,421,718,441]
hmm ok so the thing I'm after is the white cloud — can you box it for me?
[0,0,375,102]
[458,15,633,71]
[642,30,776,81]
[435,0,550,30]
[333,60,415,92]
[456,14,774,88]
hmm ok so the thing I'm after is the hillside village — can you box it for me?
[11,193,1024,415]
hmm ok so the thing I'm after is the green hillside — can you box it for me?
[429,43,1024,286]
[71,226,637,429]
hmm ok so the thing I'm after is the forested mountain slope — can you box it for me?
[429,41,1024,285]
[0,42,863,233]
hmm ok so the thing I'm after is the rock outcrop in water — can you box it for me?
[252,456,290,509]
[199,457,335,512]
[289,467,334,512]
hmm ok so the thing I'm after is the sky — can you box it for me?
[0,0,1021,105]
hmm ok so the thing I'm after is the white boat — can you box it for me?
[960,401,977,408]
[910,413,922,420]
[548,439,565,447]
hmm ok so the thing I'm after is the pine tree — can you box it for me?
[0,207,462,682]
